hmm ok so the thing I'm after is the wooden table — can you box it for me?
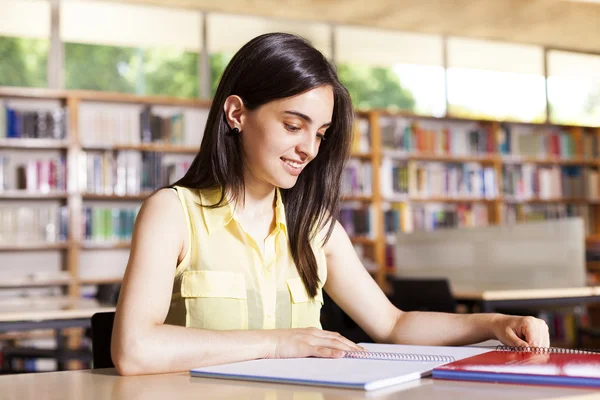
[0,299,115,371]
[1,368,598,400]
[454,286,600,313]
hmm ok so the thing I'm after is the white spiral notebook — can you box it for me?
[189,343,493,391]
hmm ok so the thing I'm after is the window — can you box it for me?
[0,0,50,87]
[207,13,332,96]
[548,50,600,126]
[61,0,200,97]
[446,38,546,122]
[334,26,445,115]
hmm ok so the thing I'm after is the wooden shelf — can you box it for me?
[0,242,70,252]
[0,278,71,289]
[587,262,600,272]
[0,139,71,150]
[0,87,69,100]
[80,277,122,285]
[350,152,372,160]
[341,195,373,202]
[408,197,498,203]
[82,193,152,201]
[501,156,599,166]
[0,329,55,341]
[81,241,131,250]
[0,191,68,200]
[504,197,598,204]
[382,150,497,164]
[83,143,199,154]
[350,236,376,245]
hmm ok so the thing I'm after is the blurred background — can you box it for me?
[1,0,600,374]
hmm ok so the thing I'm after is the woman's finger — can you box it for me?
[312,329,365,351]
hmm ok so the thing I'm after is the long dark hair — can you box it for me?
[173,32,353,298]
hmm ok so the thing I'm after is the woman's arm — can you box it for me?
[323,220,550,348]
[111,189,361,376]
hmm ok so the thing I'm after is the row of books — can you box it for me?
[79,151,192,195]
[384,202,489,234]
[380,118,495,155]
[378,116,596,160]
[0,156,67,192]
[498,124,577,159]
[502,165,599,200]
[0,206,69,244]
[341,160,372,197]
[338,204,374,238]
[0,102,68,140]
[79,103,206,146]
[381,161,498,200]
[82,207,139,242]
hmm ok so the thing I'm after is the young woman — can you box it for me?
[111,32,550,376]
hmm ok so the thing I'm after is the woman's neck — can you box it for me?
[234,172,276,220]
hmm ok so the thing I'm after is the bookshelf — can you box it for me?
[1,86,600,300]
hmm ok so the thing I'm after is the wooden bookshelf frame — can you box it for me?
[1,86,600,294]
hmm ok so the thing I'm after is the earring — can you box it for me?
[232,127,240,135]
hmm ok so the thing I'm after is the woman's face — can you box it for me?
[240,85,334,190]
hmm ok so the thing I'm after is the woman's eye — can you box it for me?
[316,133,326,141]
[284,123,301,132]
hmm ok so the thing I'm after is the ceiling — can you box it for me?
[102,0,600,54]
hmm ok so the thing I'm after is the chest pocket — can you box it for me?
[181,270,248,330]
[287,277,324,329]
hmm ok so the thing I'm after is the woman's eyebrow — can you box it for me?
[283,110,331,128]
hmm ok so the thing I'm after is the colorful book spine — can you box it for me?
[82,206,139,242]
[1,104,67,139]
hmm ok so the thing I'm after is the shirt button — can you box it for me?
[267,312,273,318]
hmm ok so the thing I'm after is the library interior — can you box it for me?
[2,0,600,398]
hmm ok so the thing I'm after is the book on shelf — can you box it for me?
[342,159,372,197]
[0,100,67,140]
[79,151,192,195]
[79,102,207,147]
[0,156,67,193]
[382,160,497,200]
[0,205,68,245]
[82,206,138,243]
[497,123,576,159]
[338,203,375,238]
[380,117,494,156]
[502,164,598,201]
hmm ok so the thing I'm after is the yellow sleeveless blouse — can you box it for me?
[164,186,327,330]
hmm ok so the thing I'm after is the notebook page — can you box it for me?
[190,345,493,391]
[191,357,441,390]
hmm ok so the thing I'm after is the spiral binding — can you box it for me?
[496,345,600,355]
[344,351,456,363]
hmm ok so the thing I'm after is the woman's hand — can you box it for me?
[264,328,365,359]
[490,314,550,348]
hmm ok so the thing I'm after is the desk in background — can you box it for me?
[0,298,115,372]
[454,286,600,313]
[1,368,598,400]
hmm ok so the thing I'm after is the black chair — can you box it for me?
[387,277,457,313]
[321,291,373,343]
[91,312,116,369]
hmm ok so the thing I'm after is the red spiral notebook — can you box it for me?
[433,346,600,388]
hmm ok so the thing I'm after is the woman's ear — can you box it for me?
[223,95,245,131]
